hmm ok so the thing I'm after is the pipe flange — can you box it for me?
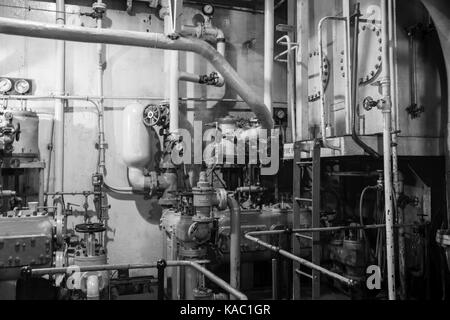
[179,247,208,259]
[308,50,330,102]
[92,2,107,13]
[215,188,228,210]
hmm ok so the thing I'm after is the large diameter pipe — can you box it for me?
[228,196,241,299]
[54,0,65,192]
[0,17,273,129]
[264,0,274,115]
[381,0,396,300]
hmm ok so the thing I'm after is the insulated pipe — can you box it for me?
[264,0,274,115]
[54,0,65,192]
[0,18,273,128]
[380,0,396,300]
[228,196,240,299]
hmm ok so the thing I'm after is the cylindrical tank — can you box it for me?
[122,103,152,168]
[10,109,39,158]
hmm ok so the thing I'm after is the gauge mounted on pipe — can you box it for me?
[202,4,214,16]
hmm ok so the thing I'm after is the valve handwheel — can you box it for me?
[75,222,106,233]
[143,104,161,127]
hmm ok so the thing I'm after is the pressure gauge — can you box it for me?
[276,109,286,120]
[202,4,214,16]
[14,79,30,94]
[0,78,12,94]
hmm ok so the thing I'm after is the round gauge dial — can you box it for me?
[276,109,286,119]
[202,4,214,16]
[14,79,30,94]
[0,78,13,94]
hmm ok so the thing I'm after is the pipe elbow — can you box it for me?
[128,168,157,192]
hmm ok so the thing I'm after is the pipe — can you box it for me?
[0,17,274,129]
[389,0,405,299]
[318,16,345,151]
[228,196,240,299]
[128,167,155,191]
[86,275,100,300]
[295,0,309,141]
[96,1,106,176]
[349,5,380,158]
[264,0,274,115]
[380,0,396,300]
[245,232,356,287]
[179,25,226,88]
[25,259,247,300]
[271,258,278,300]
[1,94,287,105]
[54,0,65,192]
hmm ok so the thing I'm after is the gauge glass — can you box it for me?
[0,78,12,94]
[14,79,30,94]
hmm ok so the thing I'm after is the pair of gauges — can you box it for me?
[0,78,31,95]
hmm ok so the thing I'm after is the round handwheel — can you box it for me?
[143,104,161,127]
[75,223,106,233]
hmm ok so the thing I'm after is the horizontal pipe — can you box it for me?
[0,17,273,129]
[245,232,356,287]
[25,259,247,300]
[0,94,287,104]
[246,223,421,237]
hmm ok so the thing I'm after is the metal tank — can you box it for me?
[10,109,39,158]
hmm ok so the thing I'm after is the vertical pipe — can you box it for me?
[381,0,397,300]
[295,0,309,141]
[343,0,352,134]
[96,1,106,176]
[388,0,405,299]
[287,0,296,142]
[264,0,274,115]
[271,258,278,300]
[157,259,167,300]
[54,0,65,192]
[169,50,179,133]
[228,196,241,300]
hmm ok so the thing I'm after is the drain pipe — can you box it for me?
[54,0,65,192]
[0,17,274,129]
[264,0,274,115]
[380,0,396,300]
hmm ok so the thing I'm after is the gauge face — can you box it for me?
[202,4,214,16]
[14,79,30,94]
[276,109,286,119]
[0,78,12,94]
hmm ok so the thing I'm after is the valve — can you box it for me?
[142,104,161,127]
[362,96,378,111]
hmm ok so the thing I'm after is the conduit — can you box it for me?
[0,17,273,129]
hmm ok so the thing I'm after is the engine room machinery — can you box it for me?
[0,0,448,302]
